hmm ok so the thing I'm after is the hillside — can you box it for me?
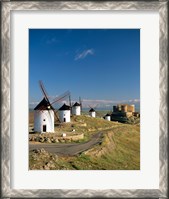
[29,114,140,170]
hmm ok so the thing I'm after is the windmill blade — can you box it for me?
[93,104,98,109]
[79,96,83,111]
[51,90,70,105]
[53,109,61,123]
[88,104,98,110]
[68,94,73,115]
[39,80,50,103]
[69,94,72,107]
[88,105,92,109]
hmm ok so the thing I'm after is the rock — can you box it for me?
[44,137,51,143]
[46,161,55,169]
[39,137,44,142]
[40,148,46,153]
[53,138,59,143]
[46,138,51,143]
[52,156,58,161]
[35,137,40,142]
[33,149,39,153]
[43,165,50,170]
[31,136,35,141]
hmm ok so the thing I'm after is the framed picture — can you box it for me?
[1,0,168,198]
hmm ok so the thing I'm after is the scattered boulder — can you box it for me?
[35,137,40,142]
[53,138,59,143]
[46,138,51,143]
[29,132,84,143]
[39,137,44,143]
[43,165,50,170]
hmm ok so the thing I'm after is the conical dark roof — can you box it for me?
[73,102,81,107]
[105,113,111,116]
[89,108,95,112]
[59,103,70,111]
[34,98,54,110]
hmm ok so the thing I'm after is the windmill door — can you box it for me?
[43,125,46,132]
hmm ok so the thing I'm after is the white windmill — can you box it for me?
[34,98,55,133]
[34,81,70,133]
[89,108,96,118]
[68,95,82,116]
[88,104,99,118]
[104,113,111,121]
[72,102,81,115]
[88,105,96,118]
[58,103,71,122]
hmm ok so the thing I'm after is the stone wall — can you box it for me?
[29,133,84,143]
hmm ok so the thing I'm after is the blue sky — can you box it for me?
[29,29,140,109]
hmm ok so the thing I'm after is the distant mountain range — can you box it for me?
[29,102,140,113]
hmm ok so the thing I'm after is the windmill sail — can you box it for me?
[39,80,70,123]
[39,80,49,102]
[79,96,82,112]
[51,90,70,105]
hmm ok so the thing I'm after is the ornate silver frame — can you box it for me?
[1,1,168,198]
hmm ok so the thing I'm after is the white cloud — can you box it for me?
[74,49,94,60]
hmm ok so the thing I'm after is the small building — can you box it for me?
[72,102,81,115]
[58,103,71,123]
[104,113,111,121]
[89,108,96,118]
[34,98,54,133]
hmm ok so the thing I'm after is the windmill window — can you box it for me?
[43,119,46,121]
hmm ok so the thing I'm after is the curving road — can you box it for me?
[29,132,103,156]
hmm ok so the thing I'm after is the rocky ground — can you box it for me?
[29,132,84,143]
[30,148,59,170]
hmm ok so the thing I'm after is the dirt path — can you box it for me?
[29,132,103,155]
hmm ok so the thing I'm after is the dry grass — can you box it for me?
[66,125,140,170]
[29,112,140,170]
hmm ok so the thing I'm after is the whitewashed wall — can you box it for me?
[89,111,96,118]
[59,110,70,122]
[105,116,111,121]
[34,110,54,133]
[72,106,81,115]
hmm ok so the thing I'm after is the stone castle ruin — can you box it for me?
[111,104,140,123]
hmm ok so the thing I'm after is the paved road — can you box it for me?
[29,132,103,155]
